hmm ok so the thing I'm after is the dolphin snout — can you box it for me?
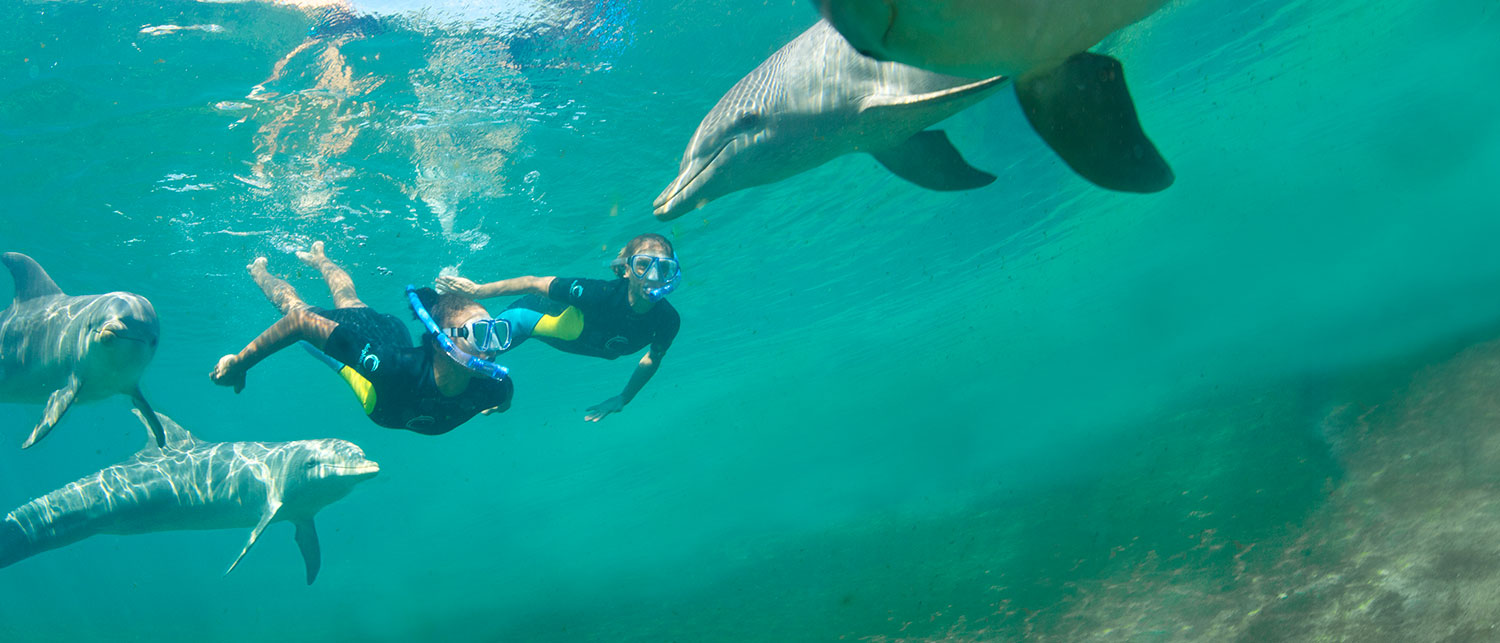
[653,178,696,220]
[344,460,380,478]
[97,317,159,345]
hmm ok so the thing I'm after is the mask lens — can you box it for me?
[629,255,653,278]
[467,320,509,353]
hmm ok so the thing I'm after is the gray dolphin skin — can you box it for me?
[653,20,1007,220]
[0,411,379,584]
[816,0,1176,193]
[0,252,166,449]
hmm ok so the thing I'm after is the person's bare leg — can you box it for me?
[297,241,365,309]
[249,257,309,314]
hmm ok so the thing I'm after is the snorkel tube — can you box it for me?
[406,285,509,381]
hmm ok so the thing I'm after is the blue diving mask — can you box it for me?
[444,318,512,353]
[623,253,681,303]
[406,286,509,381]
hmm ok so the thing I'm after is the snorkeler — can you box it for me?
[209,242,512,435]
[434,233,681,422]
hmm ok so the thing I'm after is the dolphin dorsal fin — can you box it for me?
[2,252,65,303]
[132,409,199,451]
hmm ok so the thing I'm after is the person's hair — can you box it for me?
[612,233,675,278]
[413,287,482,328]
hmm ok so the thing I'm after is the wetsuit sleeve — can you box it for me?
[321,324,401,385]
[547,277,615,311]
[649,306,681,359]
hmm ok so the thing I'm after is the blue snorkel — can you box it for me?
[406,285,509,381]
[645,274,679,303]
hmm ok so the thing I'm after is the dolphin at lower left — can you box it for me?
[0,252,165,449]
[0,411,380,584]
[653,20,1007,220]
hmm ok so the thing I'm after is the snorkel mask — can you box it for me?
[620,253,681,303]
[406,286,509,381]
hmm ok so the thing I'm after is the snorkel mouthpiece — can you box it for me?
[406,285,509,381]
[645,278,678,303]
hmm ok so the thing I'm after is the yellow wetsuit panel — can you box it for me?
[533,305,584,341]
[338,365,378,415]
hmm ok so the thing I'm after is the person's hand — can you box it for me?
[210,354,247,393]
[584,395,625,422]
[435,275,481,297]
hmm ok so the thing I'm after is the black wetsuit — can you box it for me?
[508,277,679,360]
[314,307,512,435]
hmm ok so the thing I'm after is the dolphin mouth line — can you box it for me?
[97,330,155,345]
[656,138,733,217]
[327,463,380,474]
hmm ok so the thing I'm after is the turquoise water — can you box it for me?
[2,0,1499,640]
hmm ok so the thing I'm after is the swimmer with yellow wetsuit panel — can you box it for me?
[435,233,681,422]
[209,242,511,435]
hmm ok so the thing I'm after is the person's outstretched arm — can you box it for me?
[435,275,554,300]
[209,308,337,392]
[584,350,663,422]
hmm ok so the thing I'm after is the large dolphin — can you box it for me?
[816,0,1175,193]
[0,252,165,449]
[0,411,379,584]
[653,20,1007,220]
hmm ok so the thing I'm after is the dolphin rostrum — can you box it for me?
[0,411,379,584]
[816,0,1176,193]
[0,252,166,449]
[653,19,1007,220]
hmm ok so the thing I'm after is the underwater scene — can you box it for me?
[2,0,1499,640]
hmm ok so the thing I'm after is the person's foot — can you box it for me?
[296,241,328,268]
[248,256,269,277]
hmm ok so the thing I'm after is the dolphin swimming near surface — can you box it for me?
[0,252,166,449]
[815,0,1176,193]
[0,411,380,584]
[653,19,1007,220]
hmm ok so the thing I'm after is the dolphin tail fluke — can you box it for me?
[1015,52,1174,193]
[130,388,167,449]
[295,519,321,585]
[872,130,996,191]
[22,376,80,449]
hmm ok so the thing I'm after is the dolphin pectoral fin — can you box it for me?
[871,130,996,191]
[1015,52,1174,193]
[294,519,321,585]
[226,501,281,576]
[131,388,167,449]
[23,376,81,449]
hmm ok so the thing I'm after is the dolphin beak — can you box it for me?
[653,166,699,220]
[97,318,158,344]
[653,140,730,221]
[347,461,380,478]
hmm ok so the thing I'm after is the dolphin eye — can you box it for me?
[305,459,319,469]
[734,113,761,130]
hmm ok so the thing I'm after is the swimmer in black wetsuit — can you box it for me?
[209,242,512,435]
[435,233,681,422]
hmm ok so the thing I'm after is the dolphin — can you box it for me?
[0,411,380,584]
[653,20,1007,220]
[0,252,166,449]
[816,0,1176,193]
